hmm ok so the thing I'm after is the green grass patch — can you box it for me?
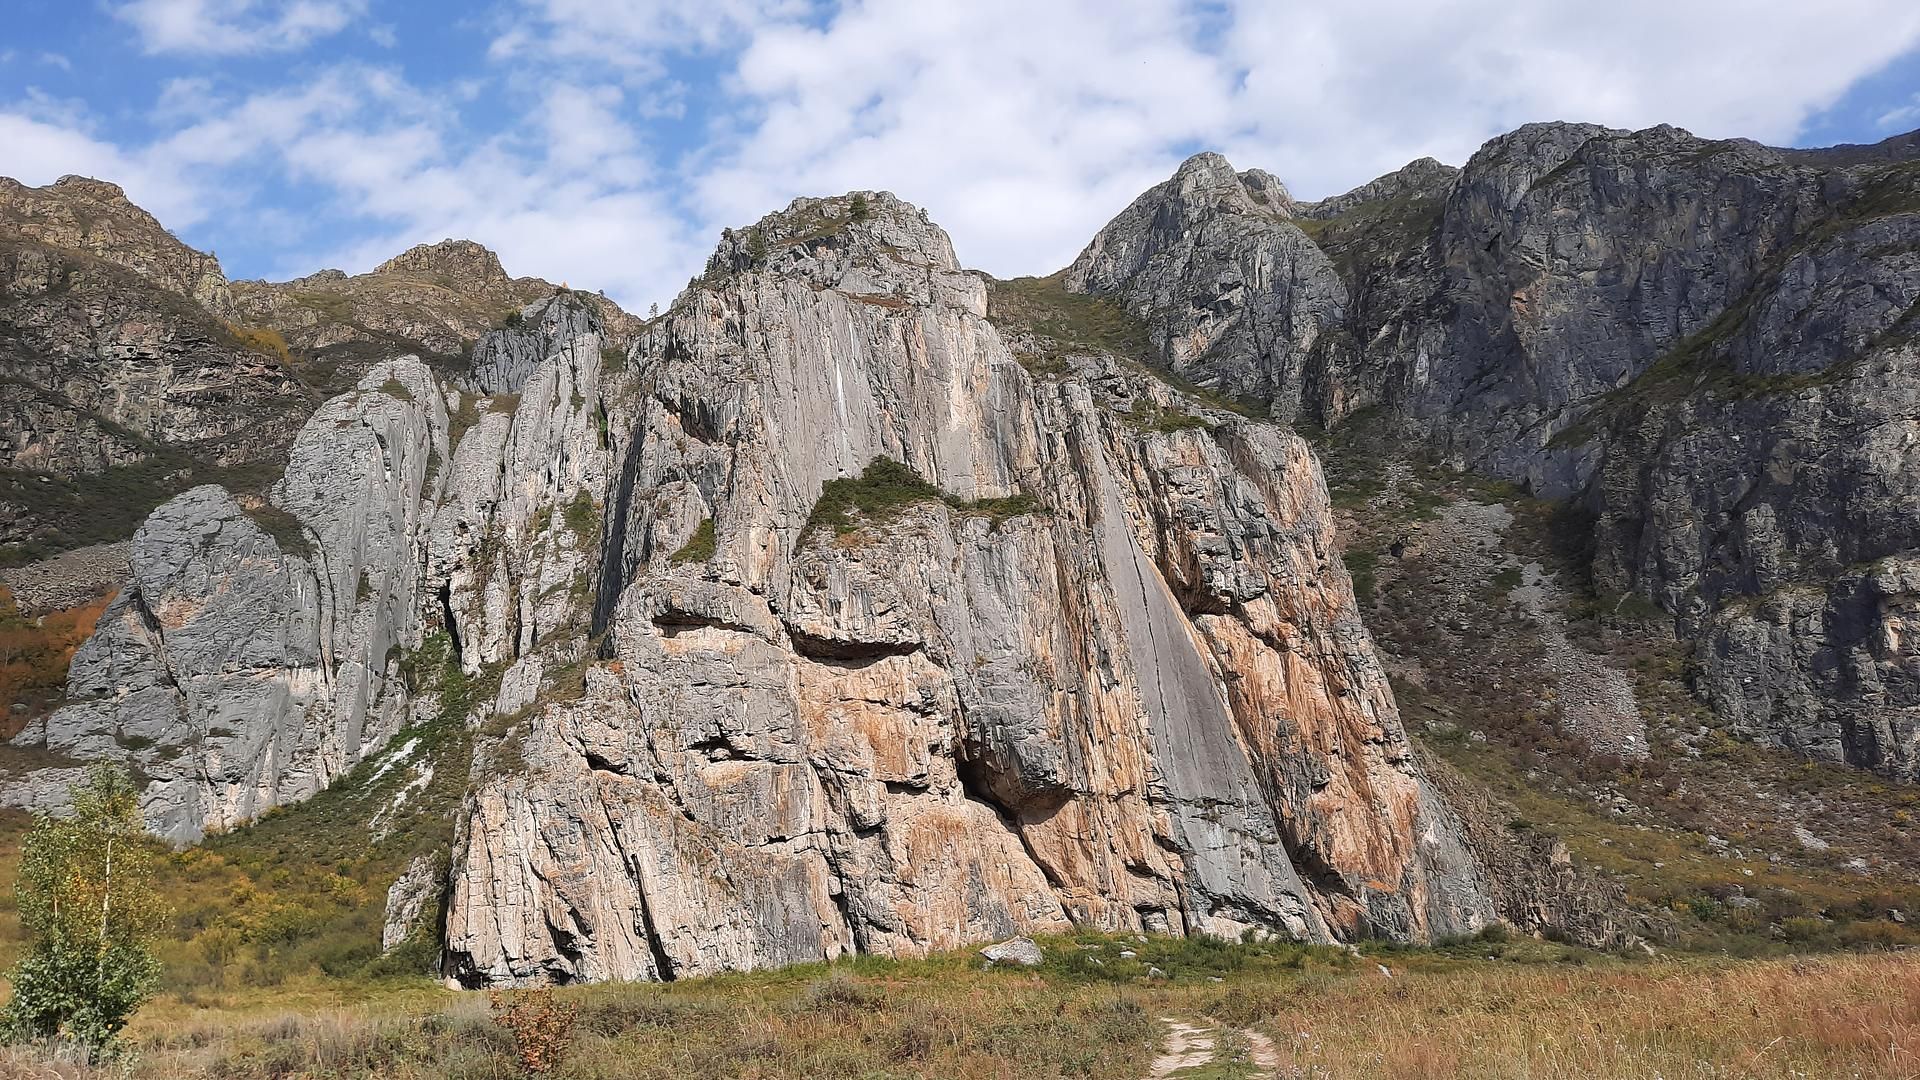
[1129,400,1213,434]
[803,457,1046,541]
[242,502,314,559]
[669,517,716,565]
[1344,549,1379,607]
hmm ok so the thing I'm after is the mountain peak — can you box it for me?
[49,175,131,203]
[373,239,510,287]
[703,189,962,285]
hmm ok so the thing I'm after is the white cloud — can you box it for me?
[114,0,366,55]
[1880,94,1920,131]
[63,64,708,308]
[11,1,1920,314]
[490,0,811,74]
[1214,0,1920,199]
[0,113,201,225]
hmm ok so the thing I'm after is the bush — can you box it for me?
[244,502,314,559]
[490,987,575,1075]
[804,457,1043,540]
[224,322,290,364]
[562,491,598,545]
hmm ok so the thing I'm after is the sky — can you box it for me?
[3,1,1920,313]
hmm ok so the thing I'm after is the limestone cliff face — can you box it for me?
[440,193,1489,985]
[12,193,1491,979]
[0,175,635,562]
[22,359,446,841]
[1073,126,1920,779]
[1065,154,1347,421]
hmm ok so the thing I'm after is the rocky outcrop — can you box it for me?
[1065,154,1348,420]
[18,359,446,841]
[0,176,232,314]
[1073,126,1920,779]
[439,192,1490,986]
[230,239,638,375]
[0,174,637,565]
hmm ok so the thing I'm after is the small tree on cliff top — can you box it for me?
[2,765,164,1058]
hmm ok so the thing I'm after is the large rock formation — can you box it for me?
[438,193,1489,985]
[1072,127,1920,779]
[10,289,624,842]
[0,175,636,563]
[12,191,1493,981]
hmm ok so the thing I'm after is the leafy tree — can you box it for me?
[1,765,165,1058]
[848,192,872,223]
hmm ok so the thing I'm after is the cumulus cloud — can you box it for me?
[0,113,201,225]
[10,1,1920,310]
[489,0,1920,287]
[114,0,366,55]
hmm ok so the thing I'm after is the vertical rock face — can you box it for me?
[21,186,1489,984]
[440,192,1489,986]
[1065,154,1348,420]
[1074,126,1920,779]
[25,359,447,841]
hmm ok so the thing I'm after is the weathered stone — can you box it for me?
[441,193,1491,986]
[980,936,1043,967]
[383,853,442,952]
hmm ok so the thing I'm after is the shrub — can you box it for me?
[848,193,872,223]
[804,457,1044,540]
[489,987,575,1076]
[224,322,291,364]
[244,502,315,559]
[561,491,598,545]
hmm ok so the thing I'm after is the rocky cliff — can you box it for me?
[1070,126,1920,780]
[11,191,1495,981]
[0,176,634,566]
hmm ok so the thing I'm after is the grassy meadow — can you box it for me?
[0,933,1915,1078]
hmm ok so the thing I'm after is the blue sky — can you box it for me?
[4,1,1920,312]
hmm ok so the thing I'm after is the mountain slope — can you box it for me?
[1069,125,1920,780]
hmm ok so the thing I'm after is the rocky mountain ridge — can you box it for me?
[8,188,1515,985]
[1068,123,1920,781]
[5,117,1919,987]
[0,175,634,567]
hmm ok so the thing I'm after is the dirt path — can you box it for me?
[1147,1016,1277,1078]
[1148,1018,1217,1076]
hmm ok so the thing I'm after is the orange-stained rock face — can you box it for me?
[441,192,1492,987]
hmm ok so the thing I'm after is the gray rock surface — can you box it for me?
[441,192,1491,986]
[1073,124,1920,779]
[980,936,1044,967]
[383,853,443,952]
[17,357,448,841]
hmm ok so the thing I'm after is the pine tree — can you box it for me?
[2,765,165,1058]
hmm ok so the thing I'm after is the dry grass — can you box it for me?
[0,948,1916,1078]
[0,952,1156,1079]
[1227,951,1920,1079]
